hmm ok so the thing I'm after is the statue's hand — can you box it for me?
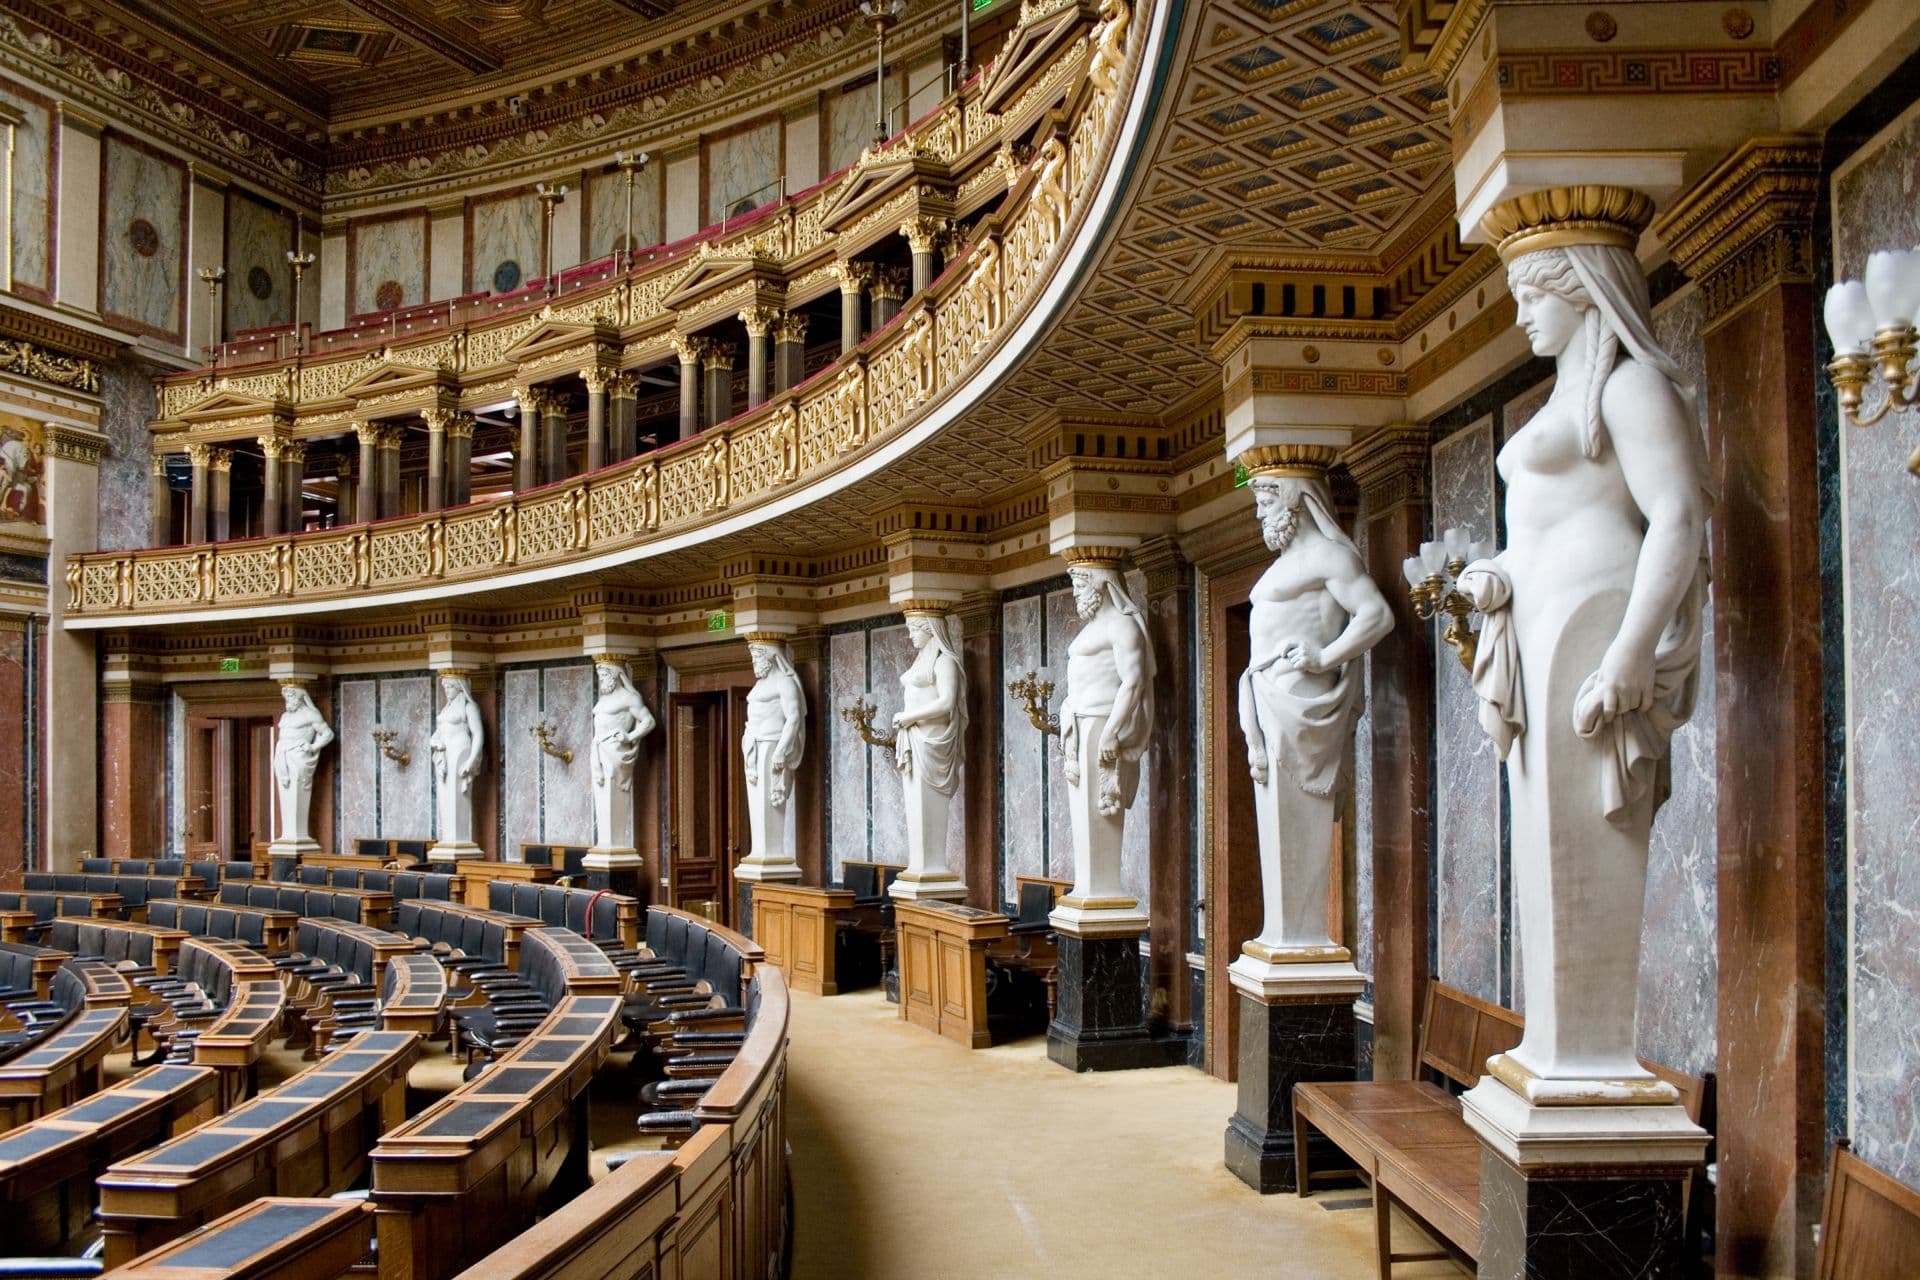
[1457,563,1510,613]
[1247,745,1268,785]
[1097,773,1123,817]
[1096,737,1118,769]
[894,741,912,776]
[1573,644,1654,736]
[769,767,790,806]
[1283,641,1325,674]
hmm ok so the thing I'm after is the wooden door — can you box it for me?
[668,691,730,923]
[185,718,220,857]
[247,719,275,854]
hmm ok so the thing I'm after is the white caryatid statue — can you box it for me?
[1052,553,1154,932]
[270,680,334,855]
[588,657,657,853]
[1232,463,1393,991]
[738,636,806,880]
[889,605,968,900]
[428,671,485,859]
[1461,193,1711,1108]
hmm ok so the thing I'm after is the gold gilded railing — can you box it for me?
[66,0,1137,621]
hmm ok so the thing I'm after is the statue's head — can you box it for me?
[1251,476,1308,552]
[1507,249,1594,360]
[749,643,774,679]
[1068,567,1104,620]
[595,663,619,695]
[439,673,468,700]
[280,683,309,712]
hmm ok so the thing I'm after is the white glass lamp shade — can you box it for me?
[1824,280,1877,355]
[1402,556,1425,588]
[1441,526,1471,561]
[1468,540,1496,564]
[1418,540,1448,576]
[1864,248,1920,330]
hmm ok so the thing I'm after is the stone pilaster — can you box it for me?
[41,422,106,871]
[955,589,1002,910]
[99,632,166,860]
[1132,534,1196,1042]
[1655,136,1826,1280]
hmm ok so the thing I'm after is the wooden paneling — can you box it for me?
[893,899,1008,1049]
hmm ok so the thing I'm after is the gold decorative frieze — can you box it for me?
[0,339,99,395]
[1654,136,1821,328]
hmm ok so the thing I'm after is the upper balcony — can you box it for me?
[63,0,1149,627]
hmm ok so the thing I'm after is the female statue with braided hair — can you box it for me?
[890,609,969,898]
[1457,220,1710,1100]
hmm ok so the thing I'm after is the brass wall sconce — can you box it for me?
[839,695,896,750]
[1402,527,1491,671]
[371,728,410,768]
[1825,250,1920,474]
[1006,671,1059,736]
[529,719,573,764]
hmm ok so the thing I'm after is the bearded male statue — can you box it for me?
[1233,467,1392,984]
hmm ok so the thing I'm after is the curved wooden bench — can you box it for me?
[484,881,641,951]
[370,995,622,1280]
[375,953,449,1038]
[150,899,299,958]
[0,892,124,944]
[109,1196,374,1280]
[218,883,394,932]
[45,917,187,978]
[26,874,208,917]
[96,1029,423,1267]
[394,901,543,973]
[519,927,624,997]
[0,1005,129,1129]
[0,1062,221,1253]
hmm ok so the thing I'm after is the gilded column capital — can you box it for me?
[1653,135,1821,329]
[282,440,308,464]
[421,406,453,432]
[670,332,708,365]
[870,266,908,302]
[513,385,546,414]
[607,372,638,401]
[205,447,233,474]
[183,442,210,467]
[738,305,780,337]
[900,215,948,255]
[1339,425,1431,515]
[353,420,382,447]
[378,426,404,451]
[443,413,476,440]
[833,259,878,293]
[771,313,810,344]
[258,435,287,461]
[581,366,611,394]
[702,342,735,370]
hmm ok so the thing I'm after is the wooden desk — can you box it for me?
[893,900,1010,1049]
[519,926,624,996]
[750,883,855,995]
[0,1006,131,1128]
[96,1029,422,1267]
[111,1197,374,1280]
[453,860,558,908]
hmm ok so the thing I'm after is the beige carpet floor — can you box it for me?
[786,988,1468,1280]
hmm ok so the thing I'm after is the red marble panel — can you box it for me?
[0,626,24,888]
[99,696,166,859]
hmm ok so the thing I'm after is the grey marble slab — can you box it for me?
[866,622,912,864]
[540,664,595,847]
[1001,594,1046,891]
[376,677,432,840]
[501,667,542,852]
[827,629,869,876]
[335,680,377,846]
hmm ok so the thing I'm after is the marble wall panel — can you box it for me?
[1834,100,1920,1185]
[1001,594,1046,895]
[587,164,664,262]
[377,677,433,839]
[101,137,185,340]
[1637,289,1718,1078]
[501,667,543,854]
[0,87,52,295]
[540,664,595,846]
[1043,586,1080,883]
[824,88,875,177]
[865,622,912,864]
[470,193,541,295]
[169,692,186,854]
[827,628,869,877]
[1352,518,1374,981]
[1431,418,1502,1004]
[351,216,425,316]
[1502,377,1552,443]
[94,360,153,553]
[335,680,378,845]
[707,120,782,227]
[225,191,291,335]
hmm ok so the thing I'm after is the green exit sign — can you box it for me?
[971,0,992,10]
[706,610,730,633]
[1233,463,1249,488]
[219,657,242,673]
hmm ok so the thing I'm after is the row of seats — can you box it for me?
[394,901,530,971]
[148,899,283,953]
[80,859,254,885]
[0,891,124,933]
[218,881,381,925]
[44,919,176,976]
[452,927,624,1068]
[485,882,637,948]
[291,866,459,902]
[25,874,202,911]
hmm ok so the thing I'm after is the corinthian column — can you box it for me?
[259,436,286,536]
[583,368,609,472]
[444,414,475,507]
[773,314,808,393]
[514,387,542,491]
[834,260,875,353]
[739,306,778,410]
[901,216,946,293]
[422,408,449,512]
[608,373,638,463]
[703,342,734,430]
[354,421,380,520]
[281,441,306,533]
[672,334,704,440]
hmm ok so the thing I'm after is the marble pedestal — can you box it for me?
[1223,956,1365,1193]
[1047,926,1186,1072]
[734,859,801,937]
[1462,1076,1709,1280]
[427,841,481,866]
[583,848,645,900]
[888,870,967,902]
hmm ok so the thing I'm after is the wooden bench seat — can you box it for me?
[25,874,208,918]
[371,994,622,1280]
[96,1028,423,1267]
[0,1061,221,1253]
[46,916,188,978]
[109,1196,374,1280]
[484,881,642,951]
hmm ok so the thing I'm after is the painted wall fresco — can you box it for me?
[95,361,155,553]
[0,411,45,527]
[1832,96,1920,1185]
[226,191,292,335]
[101,136,185,340]
[351,215,426,316]
[587,163,664,261]
[470,192,541,295]
[706,120,782,227]
[1431,417,1503,1005]
[1,86,52,296]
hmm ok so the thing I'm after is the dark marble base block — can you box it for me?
[1223,991,1357,1193]
[1478,1150,1691,1280]
[584,864,644,902]
[1047,934,1187,1072]
[735,882,753,937]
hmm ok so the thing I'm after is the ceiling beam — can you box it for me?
[342,0,503,74]
[601,0,676,17]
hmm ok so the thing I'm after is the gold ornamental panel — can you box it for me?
[293,536,359,595]
[212,546,280,602]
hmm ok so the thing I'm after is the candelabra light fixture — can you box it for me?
[1824,246,1920,474]
[529,719,573,764]
[536,182,570,294]
[859,0,904,143]
[613,152,649,273]
[1402,527,1493,671]
[371,728,410,768]
[839,695,897,750]
[196,266,227,356]
[285,250,316,352]
[1006,671,1059,736]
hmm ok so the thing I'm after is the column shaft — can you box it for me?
[151,459,174,547]
[261,448,283,537]
[446,421,473,507]
[840,290,862,352]
[357,432,379,521]
[378,436,401,518]
[1138,538,1194,1032]
[704,354,732,430]
[678,357,701,440]
[425,426,446,512]
[282,452,304,533]
[208,459,231,541]
[542,404,568,484]
[517,395,540,492]
[911,250,936,293]
[747,331,770,409]
[188,457,208,543]
[585,375,608,472]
